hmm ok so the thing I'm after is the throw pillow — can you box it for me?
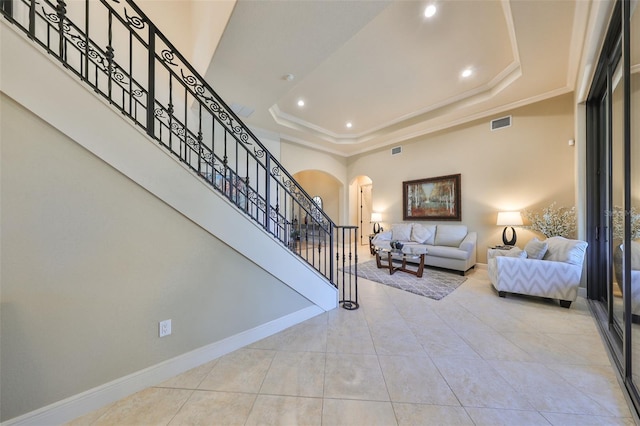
[372,230,392,242]
[505,247,527,258]
[632,241,640,270]
[411,224,432,243]
[544,236,588,266]
[524,238,548,260]
[391,223,412,241]
[423,225,437,245]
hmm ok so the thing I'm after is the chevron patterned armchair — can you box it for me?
[487,236,588,308]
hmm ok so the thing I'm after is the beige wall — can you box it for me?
[0,95,312,421]
[346,94,577,263]
[281,143,348,224]
[293,170,341,223]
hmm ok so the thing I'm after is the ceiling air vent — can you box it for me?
[391,146,402,155]
[490,115,512,131]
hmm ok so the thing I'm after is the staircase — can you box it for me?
[1,0,359,309]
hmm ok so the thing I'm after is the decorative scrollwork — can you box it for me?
[201,151,213,163]
[112,70,125,82]
[124,8,145,30]
[185,135,199,150]
[132,89,144,98]
[161,50,177,66]
[254,148,265,158]
[170,122,185,137]
[180,70,206,96]
[272,167,281,177]
[282,179,296,190]
[154,108,166,118]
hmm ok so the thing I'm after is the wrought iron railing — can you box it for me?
[1,0,358,309]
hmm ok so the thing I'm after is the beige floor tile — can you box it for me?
[245,395,322,426]
[65,403,114,426]
[411,324,482,359]
[464,407,552,425]
[167,390,255,426]
[322,399,398,426]
[458,329,534,362]
[393,403,473,425]
[324,353,389,401]
[249,321,327,352]
[378,355,459,405]
[156,360,217,390]
[368,322,426,357]
[546,332,612,365]
[92,387,193,425]
[259,351,325,397]
[489,360,615,416]
[432,357,533,410]
[540,412,636,425]
[198,348,275,393]
[326,321,377,354]
[544,363,632,418]
[500,331,587,364]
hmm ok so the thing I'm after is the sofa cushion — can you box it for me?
[434,225,468,247]
[426,245,470,261]
[411,224,433,243]
[391,223,412,241]
[524,238,548,260]
[543,236,588,266]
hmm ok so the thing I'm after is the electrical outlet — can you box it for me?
[159,319,172,337]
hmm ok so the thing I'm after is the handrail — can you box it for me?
[1,0,358,307]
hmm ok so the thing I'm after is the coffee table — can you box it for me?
[374,245,428,278]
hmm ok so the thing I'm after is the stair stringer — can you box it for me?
[0,22,338,312]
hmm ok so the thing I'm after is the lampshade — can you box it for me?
[496,211,523,226]
[371,212,382,223]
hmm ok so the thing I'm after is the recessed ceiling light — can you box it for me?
[297,99,305,107]
[424,4,437,18]
[283,73,295,81]
[346,122,353,129]
[461,68,473,78]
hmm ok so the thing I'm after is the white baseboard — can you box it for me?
[2,305,325,426]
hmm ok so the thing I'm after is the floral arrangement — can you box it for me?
[610,206,640,240]
[522,202,576,238]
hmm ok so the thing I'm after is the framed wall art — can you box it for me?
[402,174,461,221]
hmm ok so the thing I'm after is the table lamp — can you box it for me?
[497,211,523,246]
[371,212,382,234]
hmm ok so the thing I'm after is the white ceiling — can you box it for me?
[204,0,592,157]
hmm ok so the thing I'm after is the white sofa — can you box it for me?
[487,236,588,308]
[371,223,477,275]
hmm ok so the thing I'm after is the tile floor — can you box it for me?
[69,265,636,425]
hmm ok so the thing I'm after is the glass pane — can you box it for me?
[612,58,625,334]
[630,0,640,386]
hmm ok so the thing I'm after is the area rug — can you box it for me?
[346,259,467,300]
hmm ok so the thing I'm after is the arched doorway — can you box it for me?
[293,170,342,224]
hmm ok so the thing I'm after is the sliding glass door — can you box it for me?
[587,0,640,414]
